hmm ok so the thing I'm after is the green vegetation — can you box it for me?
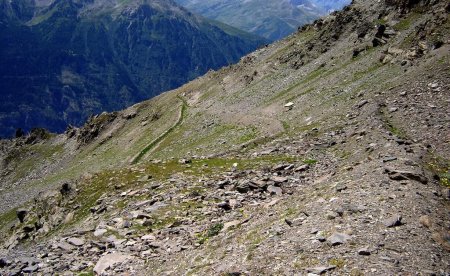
[393,12,421,31]
[426,154,450,187]
[329,258,346,269]
[303,159,318,165]
[4,143,64,182]
[0,207,18,241]
[197,223,224,244]
[77,271,94,276]
[379,107,408,139]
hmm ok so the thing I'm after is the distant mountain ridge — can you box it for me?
[174,0,351,41]
[0,0,266,137]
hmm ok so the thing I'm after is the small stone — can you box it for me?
[419,215,432,228]
[67,237,85,247]
[64,212,74,224]
[0,257,11,268]
[273,164,289,171]
[22,265,39,273]
[58,241,75,251]
[358,247,371,255]
[326,211,336,220]
[284,102,294,108]
[335,184,347,192]
[306,266,336,274]
[327,232,351,246]
[16,209,28,223]
[316,233,326,242]
[385,167,428,184]
[267,185,283,196]
[285,219,293,227]
[235,182,250,193]
[382,156,397,163]
[218,201,232,211]
[138,175,152,182]
[356,100,368,108]
[271,176,288,183]
[223,220,241,231]
[294,164,310,172]
[94,228,108,237]
[142,234,156,241]
[383,215,403,227]
[93,253,132,275]
[178,159,192,164]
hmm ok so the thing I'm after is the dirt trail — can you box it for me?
[130,97,187,164]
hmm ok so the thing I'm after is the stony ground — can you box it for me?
[0,0,449,275]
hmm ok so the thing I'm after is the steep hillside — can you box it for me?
[0,0,449,275]
[0,0,266,137]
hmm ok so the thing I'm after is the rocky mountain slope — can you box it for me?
[174,0,351,41]
[0,0,449,275]
[0,0,266,137]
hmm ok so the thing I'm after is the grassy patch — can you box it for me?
[197,223,224,244]
[329,258,346,269]
[281,121,291,131]
[0,207,18,242]
[77,270,95,276]
[379,107,408,139]
[393,12,421,31]
[426,154,450,187]
[303,159,318,165]
[4,143,64,182]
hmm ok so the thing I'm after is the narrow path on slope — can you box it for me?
[131,96,187,164]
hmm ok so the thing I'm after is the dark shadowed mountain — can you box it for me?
[0,0,266,137]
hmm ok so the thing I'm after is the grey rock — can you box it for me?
[94,253,132,275]
[327,232,351,246]
[358,247,371,255]
[235,181,250,193]
[356,100,368,108]
[178,159,192,164]
[383,215,403,227]
[306,266,336,274]
[67,237,85,247]
[267,185,283,196]
[385,167,428,184]
[294,164,310,172]
[22,265,39,273]
[0,257,10,268]
[271,176,288,183]
[316,235,326,242]
[218,201,232,211]
[58,241,75,251]
[138,175,152,182]
[382,156,397,163]
[273,164,289,171]
[16,209,28,223]
[326,211,337,220]
[442,188,450,200]
[335,184,347,192]
[94,228,108,237]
